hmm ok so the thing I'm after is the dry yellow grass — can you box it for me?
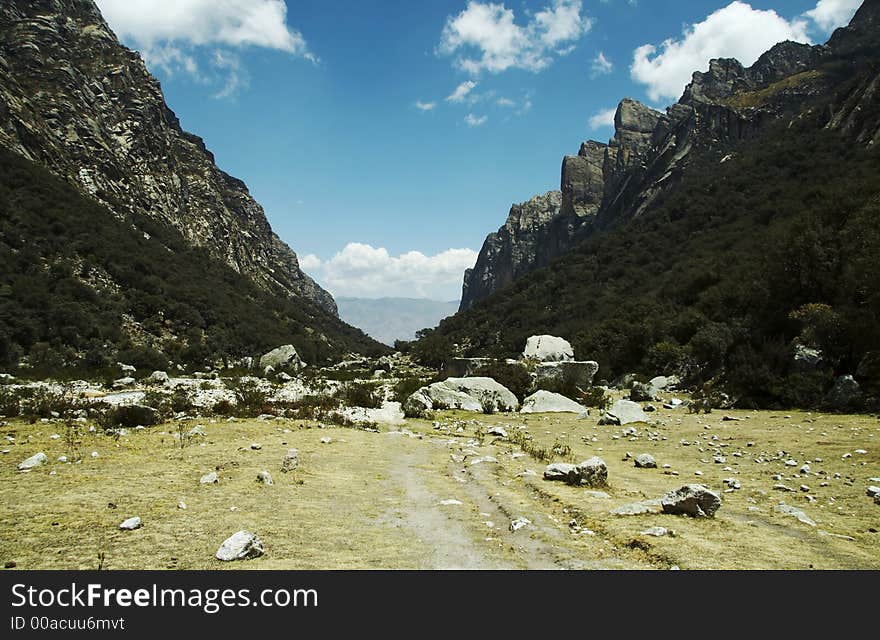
[1,401,878,570]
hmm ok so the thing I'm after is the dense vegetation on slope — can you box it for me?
[418,121,880,408]
[0,149,388,377]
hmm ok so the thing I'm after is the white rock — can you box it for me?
[439,499,463,506]
[599,400,649,426]
[523,335,574,362]
[17,452,48,470]
[774,503,816,527]
[200,471,219,484]
[470,456,498,466]
[509,517,532,532]
[281,449,299,473]
[119,516,142,530]
[256,470,274,485]
[215,530,265,561]
[520,390,587,414]
[178,502,187,510]
[320,437,332,444]
[641,526,672,537]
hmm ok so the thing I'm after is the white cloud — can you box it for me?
[496,97,516,107]
[446,80,478,102]
[591,51,613,77]
[588,107,617,130]
[301,243,478,300]
[630,1,811,103]
[438,0,592,75]
[95,0,311,55]
[465,113,489,127]
[96,1,314,99]
[415,100,437,111]
[804,0,860,32]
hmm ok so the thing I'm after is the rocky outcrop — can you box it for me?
[0,0,335,314]
[460,3,880,309]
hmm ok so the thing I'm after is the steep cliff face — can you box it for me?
[460,0,880,311]
[0,0,336,314]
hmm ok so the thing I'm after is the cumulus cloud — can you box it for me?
[446,80,478,102]
[438,0,592,75]
[804,0,861,32]
[415,100,437,111]
[96,0,311,54]
[465,113,489,127]
[630,1,811,103]
[301,243,478,300]
[591,51,613,77]
[95,0,314,98]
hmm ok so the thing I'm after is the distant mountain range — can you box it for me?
[336,298,459,346]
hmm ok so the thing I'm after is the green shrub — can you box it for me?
[473,361,533,402]
[336,381,383,409]
[0,387,20,417]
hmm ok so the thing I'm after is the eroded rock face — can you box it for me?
[0,0,335,314]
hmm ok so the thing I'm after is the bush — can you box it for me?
[578,386,611,411]
[336,381,382,409]
[231,380,271,418]
[0,387,20,417]
[393,377,427,404]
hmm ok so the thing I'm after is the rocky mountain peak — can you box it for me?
[0,0,336,314]
[614,98,662,135]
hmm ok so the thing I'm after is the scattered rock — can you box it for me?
[509,517,532,532]
[281,449,299,473]
[599,400,649,426]
[200,472,219,484]
[630,382,658,402]
[250,443,262,450]
[583,490,611,499]
[774,503,816,527]
[470,456,498,466]
[867,486,880,498]
[661,485,722,518]
[641,526,672,537]
[486,426,508,437]
[520,390,587,414]
[320,437,332,444]
[17,452,48,471]
[611,500,663,516]
[577,457,608,487]
[439,499,463,506]
[215,531,264,561]
[544,463,580,484]
[119,516,142,530]
[722,415,743,422]
[634,453,657,469]
[256,470,274,485]
[146,371,169,385]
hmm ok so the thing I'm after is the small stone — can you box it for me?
[634,453,657,469]
[800,485,810,493]
[800,464,811,474]
[641,526,672,537]
[250,443,262,450]
[281,449,299,473]
[509,517,532,532]
[785,459,797,467]
[256,470,274,485]
[439,499,463,506]
[178,502,187,510]
[119,516,142,530]
[320,437,332,444]
[470,456,498,466]
[866,486,880,498]
[487,426,508,437]
[200,472,219,485]
[611,500,663,516]
[57,455,67,463]
[17,452,48,470]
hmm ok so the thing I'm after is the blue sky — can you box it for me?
[95,0,860,300]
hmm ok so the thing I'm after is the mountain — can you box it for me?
[336,298,459,347]
[0,0,335,314]
[460,1,880,312]
[423,1,880,408]
[0,0,389,374]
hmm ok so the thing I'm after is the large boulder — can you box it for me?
[824,375,863,411]
[599,400,649,426]
[793,343,824,369]
[523,335,574,362]
[403,377,519,416]
[543,457,608,487]
[259,345,304,373]
[661,485,722,517]
[146,371,169,385]
[533,361,599,389]
[521,390,587,414]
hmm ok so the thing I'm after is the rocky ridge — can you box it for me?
[0,0,335,313]
[460,1,880,311]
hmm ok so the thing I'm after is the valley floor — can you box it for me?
[1,402,879,570]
